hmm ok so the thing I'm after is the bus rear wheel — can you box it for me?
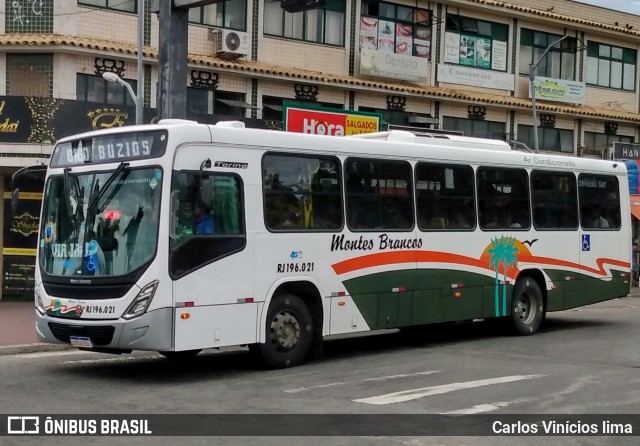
[252,293,313,369]
[510,278,544,336]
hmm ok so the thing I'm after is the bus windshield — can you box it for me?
[39,167,162,278]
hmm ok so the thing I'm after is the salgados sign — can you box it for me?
[283,104,382,136]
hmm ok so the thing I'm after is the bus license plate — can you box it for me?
[70,336,93,348]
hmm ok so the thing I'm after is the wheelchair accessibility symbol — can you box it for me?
[85,254,97,273]
[582,234,590,252]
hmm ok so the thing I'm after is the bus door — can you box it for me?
[576,173,626,307]
[169,158,256,351]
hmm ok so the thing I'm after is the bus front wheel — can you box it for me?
[510,278,544,336]
[252,293,313,369]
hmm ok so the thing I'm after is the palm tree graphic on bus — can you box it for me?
[487,236,519,317]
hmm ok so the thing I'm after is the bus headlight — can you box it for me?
[35,288,45,315]
[122,281,158,320]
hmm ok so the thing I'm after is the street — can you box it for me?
[1,297,640,446]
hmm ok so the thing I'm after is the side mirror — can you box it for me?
[11,188,20,216]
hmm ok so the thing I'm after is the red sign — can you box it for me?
[284,106,381,136]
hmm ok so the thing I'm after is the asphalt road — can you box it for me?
[1,297,640,446]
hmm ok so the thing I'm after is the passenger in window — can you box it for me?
[480,201,502,229]
[194,200,215,234]
[507,207,528,229]
[280,211,302,229]
[449,209,471,229]
[584,205,610,228]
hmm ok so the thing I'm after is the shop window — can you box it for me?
[264,0,345,46]
[187,89,254,117]
[360,1,431,59]
[517,125,573,153]
[77,74,138,107]
[443,117,505,139]
[359,107,408,127]
[586,42,636,91]
[583,132,634,158]
[7,54,53,97]
[188,0,246,31]
[263,96,285,121]
[444,14,508,71]
[519,29,576,80]
[79,0,136,13]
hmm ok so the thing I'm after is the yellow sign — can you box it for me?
[3,192,43,200]
[345,116,381,136]
[2,248,37,256]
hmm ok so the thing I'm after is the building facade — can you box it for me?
[1,0,639,297]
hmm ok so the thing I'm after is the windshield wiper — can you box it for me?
[87,162,129,213]
[63,167,72,218]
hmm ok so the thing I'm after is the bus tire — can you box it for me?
[510,278,544,336]
[254,293,313,369]
[159,349,201,361]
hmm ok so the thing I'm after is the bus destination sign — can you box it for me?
[50,130,168,168]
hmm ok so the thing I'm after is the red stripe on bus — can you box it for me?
[332,250,630,278]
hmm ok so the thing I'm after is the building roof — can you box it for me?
[463,0,640,37]
[2,33,639,123]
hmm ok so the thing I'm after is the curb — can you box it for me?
[0,343,74,356]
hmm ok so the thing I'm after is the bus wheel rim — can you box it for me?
[270,311,300,350]
[515,293,534,325]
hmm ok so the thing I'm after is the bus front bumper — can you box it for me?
[35,307,174,352]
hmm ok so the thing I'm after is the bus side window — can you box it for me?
[477,166,529,231]
[416,162,475,231]
[532,170,577,231]
[263,153,342,231]
[346,157,413,231]
[169,171,245,278]
[578,174,620,230]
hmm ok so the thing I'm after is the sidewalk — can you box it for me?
[1,288,640,356]
[0,301,71,355]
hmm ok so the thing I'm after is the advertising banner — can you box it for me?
[3,191,41,297]
[531,77,586,105]
[437,64,515,90]
[359,49,429,82]
[283,104,381,136]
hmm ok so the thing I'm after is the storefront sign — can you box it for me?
[531,77,585,105]
[3,191,41,298]
[284,104,382,136]
[0,98,31,142]
[614,142,640,160]
[0,96,268,144]
[437,64,515,90]
[359,49,429,83]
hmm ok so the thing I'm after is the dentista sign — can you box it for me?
[359,49,428,83]
[284,104,382,136]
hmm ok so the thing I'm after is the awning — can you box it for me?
[631,202,640,221]
[216,98,258,109]
[264,104,283,112]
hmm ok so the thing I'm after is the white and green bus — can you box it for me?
[23,120,631,368]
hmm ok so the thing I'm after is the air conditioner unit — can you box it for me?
[215,29,249,57]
